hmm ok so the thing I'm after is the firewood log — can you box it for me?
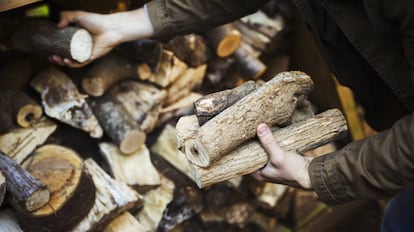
[109,80,167,133]
[0,90,43,128]
[232,41,267,79]
[82,54,137,97]
[177,71,313,167]
[0,172,5,207]
[103,212,147,232]
[165,64,207,106]
[205,57,235,85]
[204,24,241,58]
[166,34,209,67]
[187,109,347,188]
[71,159,142,232]
[17,144,95,232]
[89,93,146,154]
[240,11,285,40]
[194,81,258,125]
[0,209,22,232]
[31,66,103,138]
[99,143,161,191]
[0,151,49,212]
[233,21,271,52]
[0,119,57,164]
[4,19,92,62]
[257,183,288,209]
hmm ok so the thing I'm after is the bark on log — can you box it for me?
[205,57,235,85]
[17,144,95,232]
[166,34,209,67]
[0,172,5,207]
[177,71,313,167]
[233,21,271,52]
[71,159,142,232]
[31,66,103,138]
[0,151,49,212]
[189,109,348,188]
[5,19,92,62]
[240,11,285,40]
[205,24,241,58]
[232,41,267,79]
[109,80,167,133]
[194,81,258,125]
[103,212,147,232]
[0,119,57,164]
[82,54,137,97]
[99,143,161,191]
[89,93,146,154]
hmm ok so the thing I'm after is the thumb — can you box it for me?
[257,123,285,166]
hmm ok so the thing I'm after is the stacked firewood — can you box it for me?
[0,2,349,231]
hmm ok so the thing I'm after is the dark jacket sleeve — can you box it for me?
[145,0,268,40]
[309,0,414,205]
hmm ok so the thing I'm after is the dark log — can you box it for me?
[0,172,5,207]
[166,34,210,67]
[205,57,236,85]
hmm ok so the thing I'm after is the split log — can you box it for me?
[188,109,348,188]
[82,54,137,97]
[205,57,235,85]
[0,90,43,128]
[165,64,207,105]
[4,19,92,62]
[177,71,313,167]
[72,159,142,232]
[0,119,57,164]
[0,151,49,212]
[205,24,241,58]
[0,172,5,207]
[99,143,161,191]
[103,212,147,232]
[109,80,167,133]
[89,93,146,154]
[166,34,209,67]
[240,11,285,40]
[0,209,22,232]
[17,144,95,232]
[194,81,258,125]
[232,41,267,79]
[31,66,103,138]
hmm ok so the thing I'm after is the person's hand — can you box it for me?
[50,8,154,68]
[253,123,313,190]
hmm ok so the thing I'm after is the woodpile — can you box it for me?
[0,1,354,231]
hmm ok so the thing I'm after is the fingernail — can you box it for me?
[257,124,268,136]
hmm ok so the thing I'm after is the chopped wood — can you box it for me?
[233,21,271,52]
[233,41,267,79]
[82,54,137,97]
[5,19,92,62]
[188,109,348,188]
[205,24,241,58]
[0,172,5,207]
[0,209,23,232]
[109,80,167,133]
[0,119,57,164]
[240,11,284,40]
[205,57,235,85]
[99,143,161,190]
[177,71,313,168]
[18,144,95,232]
[31,66,103,138]
[166,34,209,67]
[103,212,147,232]
[72,158,142,232]
[194,81,258,125]
[165,64,207,106]
[258,183,288,209]
[0,151,49,212]
[89,93,146,154]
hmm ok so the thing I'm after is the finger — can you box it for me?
[57,11,81,28]
[257,123,285,166]
[63,58,89,68]
[50,55,65,66]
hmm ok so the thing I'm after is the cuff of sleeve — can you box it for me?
[309,152,354,205]
[145,0,173,40]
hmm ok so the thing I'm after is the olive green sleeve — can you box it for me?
[145,0,268,40]
[309,112,414,205]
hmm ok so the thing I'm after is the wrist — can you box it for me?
[297,156,313,190]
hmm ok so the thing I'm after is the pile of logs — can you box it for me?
[0,2,349,231]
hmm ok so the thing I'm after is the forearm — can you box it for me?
[309,112,414,205]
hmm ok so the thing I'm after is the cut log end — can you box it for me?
[17,104,43,128]
[70,29,93,63]
[217,32,241,58]
[26,188,50,212]
[120,130,146,154]
[185,139,210,168]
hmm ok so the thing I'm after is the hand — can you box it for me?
[253,123,313,190]
[50,8,154,68]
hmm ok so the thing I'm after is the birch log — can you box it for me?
[167,34,209,67]
[205,24,241,58]
[177,71,313,167]
[188,109,348,188]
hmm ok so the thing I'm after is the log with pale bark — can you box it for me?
[166,34,209,67]
[194,81,258,125]
[177,71,313,168]
[99,143,161,191]
[204,24,241,58]
[0,119,57,165]
[103,212,147,232]
[187,109,348,188]
[109,80,167,133]
[0,172,5,207]
[17,144,95,232]
[71,158,142,232]
[240,10,285,40]
[3,18,92,62]
[0,151,49,212]
[233,21,271,52]
[31,66,103,138]
[89,93,146,154]
[232,41,267,79]
[82,54,137,97]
